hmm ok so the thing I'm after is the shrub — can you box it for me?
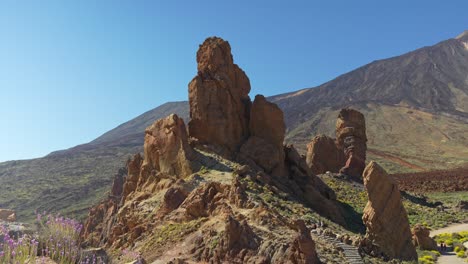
[456,250,466,258]
[0,225,39,263]
[36,213,83,264]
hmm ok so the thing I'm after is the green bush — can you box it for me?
[456,250,466,258]
[418,255,435,264]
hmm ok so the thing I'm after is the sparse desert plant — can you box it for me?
[0,225,39,263]
[36,213,83,264]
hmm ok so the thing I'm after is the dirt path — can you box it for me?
[430,223,468,264]
[437,252,466,264]
[430,223,468,236]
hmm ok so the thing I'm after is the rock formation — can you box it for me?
[0,209,16,222]
[143,113,196,177]
[336,108,367,180]
[362,161,417,261]
[306,135,344,175]
[285,220,320,263]
[82,36,349,263]
[240,95,286,175]
[188,37,251,155]
[306,108,367,180]
[412,224,437,250]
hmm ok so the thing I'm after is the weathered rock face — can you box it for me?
[285,220,320,264]
[83,114,198,248]
[306,135,344,175]
[0,209,16,222]
[188,37,251,155]
[240,95,286,175]
[362,161,417,261]
[284,145,345,225]
[144,114,196,177]
[336,108,367,180]
[412,224,437,250]
[82,168,126,247]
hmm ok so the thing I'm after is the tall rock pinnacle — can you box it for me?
[188,37,252,155]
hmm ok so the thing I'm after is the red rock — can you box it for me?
[412,224,437,250]
[336,108,367,180]
[156,187,188,218]
[362,161,417,261]
[144,114,196,177]
[285,220,320,264]
[240,95,286,175]
[0,209,16,222]
[306,135,344,174]
[188,37,251,155]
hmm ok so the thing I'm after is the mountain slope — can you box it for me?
[1,32,467,222]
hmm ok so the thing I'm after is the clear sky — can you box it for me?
[0,0,467,162]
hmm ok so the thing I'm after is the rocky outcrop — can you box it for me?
[306,135,344,175]
[412,224,437,250]
[188,37,251,155]
[240,95,286,175]
[83,114,198,247]
[82,36,345,263]
[144,114,196,177]
[362,161,417,261]
[305,108,366,181]
[0,209,16,222]
[336,108,367,180]
[285,220,320,263]
[82,169,125,247]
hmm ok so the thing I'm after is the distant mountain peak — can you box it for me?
[455,30,468,42]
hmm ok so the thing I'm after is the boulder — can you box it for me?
[0,209,16,222]
[306,135,344,175]
[336,108,367,180]
[362,161,417,261]
[412,224,437,250]
[188,37,251,155]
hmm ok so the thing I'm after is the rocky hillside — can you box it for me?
[1,31,467,222]
[82,38,347,263]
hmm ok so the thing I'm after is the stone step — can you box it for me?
[311,233,364,264]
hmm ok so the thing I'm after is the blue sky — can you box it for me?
[0,1,467,162]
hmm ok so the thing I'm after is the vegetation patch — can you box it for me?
[142,218,207,250]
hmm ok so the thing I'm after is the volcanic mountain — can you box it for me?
[1,31,467,221]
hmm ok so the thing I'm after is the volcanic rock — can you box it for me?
[122,153,143,203]
[144,113,196,177]
[412,224,437,250]
[111,168,126,197]
[188,37,251,155]
[240,95,286,175]
[362,161,417,261]
[156,187,188,218]
[306,135,344,175]
[0,209,16,222]
[285,220,320,263]
[336,108,367,180]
